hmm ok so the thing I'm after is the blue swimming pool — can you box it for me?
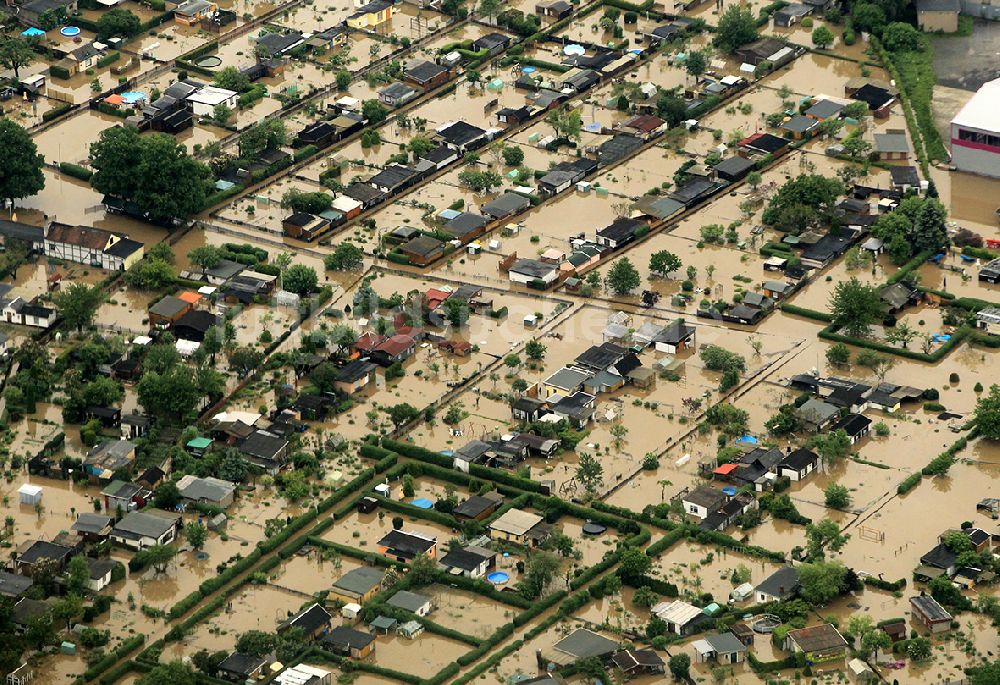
[487,571,509,584]
[410,498,433,509]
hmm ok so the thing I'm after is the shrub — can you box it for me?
[60,162,93,181]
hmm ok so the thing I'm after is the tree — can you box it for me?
[138,662,198,685]
[861,627,891,659]
[797,560,847,605]
[324,242,364,270]
[66,555,91,595]
[829,277,883,337]
[824,483,851,509]
[804,518,849,560]
[408,553,439,583]
[975,385,1000,440]
[811,429,852,461]
[185,521,208,550]
[907,637,932,661]
[502,146,524,166]
[633,586,659,608]
[335,69,352,90]
[143,544,177,573]
[441,297,470,326]
[362,99,388,124]
[649,250,682,278]
[668,653,691,680]
[283,264,318,295]
[882,21,923,52]
[235,630,278,657]
[656,94,688,127]
[457,170,503,193]
[385,403,420,427]
[54,283,102,332]
[519,550,560,599]
[605,258,641,296]
[544,106,583,141]
[229,346,264,375]
[685,50,707,80]
[0,119,45,208]
[575,452,604,496]
[280,188,332,214]
[217,450,250,483]
[237,119,287,160]
[213,66,251,93]
[478,0,501,20]
[913,198,949,253]
[842,135,872,160]
[619,546,652,584]
[125,257,176,289]
[0,35,37,79]
[188,245,223,272]
[762,174,844,230]
[525,340,546,360]
[52,594,83,632]
[885,321,917,349]
[153,481,182,510]
[138,366,203,421]
[90,127,210,222]
[811,25,834,48]
[715,5,758,53]
[826,343,850,366]
[96,8,140,39]
[969,660,1000,685]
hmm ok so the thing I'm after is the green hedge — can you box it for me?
[294,144,318,161]
[886,250,932,285]
[897,472,922,495]
[307,648,422,684]
[382,439,544,492]
[961,245,998,261]
[50,64,71,80]
[60,162,93,181]
[818,323,970,363]
[864,576,906,592]
[96,51,121,68]
[80,634,145,682]
[778,303,834,322]
[43,102,73,121]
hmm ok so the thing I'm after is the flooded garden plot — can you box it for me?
[133,22,214,62]
[763,53,888,99]
[937,170,1000,236]
[915,255,1000,303]
[835,448,1000,581]
[557,517,621,566]
[170,226,327,276]
[373,630,472,679]
[165,583,311,659]
[275,547,367,596]
[424,584,517,637]
[32,110,125,164]
[218,175,329,232]
[654,540,786,604]
[319,508,456,549]
[0,475,102,549]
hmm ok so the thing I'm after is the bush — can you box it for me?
[96,51,121,68]
[60,162,93,181]
[42,103,73,121]
[50,64,71,80]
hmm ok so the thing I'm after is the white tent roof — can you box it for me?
[18,484,42,496]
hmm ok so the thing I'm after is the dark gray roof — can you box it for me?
[444,212,488,238]
[482,192,531,219]
[0,220,43,244]
[0,571,32,598]
[218,652,268,677]
[782,114,818,134]
[377,529,436,556]
[756,566,800,598]
[713,155,756,178]
[401,234,444,258]
[706,632,747,654]
[17,540,73,565]
[804,99,844,119]
[438,120,488,148]
[369,164,418,190]
[552,628,619,659]
[510,258,556,279]
[405,59,448,84]
[380,81,417,101]
[112,511,177,539]
[911,594,952,621]
[917,0,960,11]
[335,359,376,383]
[439,545,494,572]
[324,625,376,650]
[386,589,431,613]
[889,165,920,186]
[332,566,384,595]
[71,513,113,535]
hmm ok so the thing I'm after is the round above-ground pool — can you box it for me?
[197,55,222,68]
[410,497,433,509]
[60,26,81,36]
[582,522,607,536]
[487,571,509,584]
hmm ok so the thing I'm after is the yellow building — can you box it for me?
[916,0,960,32]
[346,0,393,29]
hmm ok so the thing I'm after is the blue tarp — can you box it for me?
[21,27,45,36]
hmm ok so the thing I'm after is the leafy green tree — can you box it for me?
[668,653,691,680]
[976,385,1000,440]
[762,174,844,230]
[143,544,176,574]
[852,3,886,33]
[335,69,351,90]
[804,518,849,560]
[52,594,83,632]
[188,245,223,272]
[213,66,251,93]
[810,429,852,461]
[502,146,524,166]
[457,170,503,193]
[519,549,560,599]
[237,119,287,159]
[714,5,758,52]
[66,555,91,595]
[811,25,834,48]
[96,8,141,39]
[881,21,923,51]
[619,546,652,584]
[90,127,210,222]
[0,119,45,208]
[137,366,203,422]
[825,343,850,366]
[828,277,883,337]
[0,35,37,79]
[362,99,388,124]
[325,242,364,270]
[797,560,847,605]
[228,346,264,375]
[575,452,604,496]
[525,340,546,359]
[649,250,682,278]
[153,481,182,510]
[282,264,318,295]
[53,283,102,332]
[385,403,420,427]
[633,586,658,608]
[125,257,176,289]
[185,521,208,550]
[605,257,641,295]
[824,483,851,509]
[685,50,707,80]
[544,106,583,141]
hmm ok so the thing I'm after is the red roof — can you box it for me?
[355,332,386,352]
[714,463,740,475]
[376,334,415,357]
[739,132,764,147]
[622,114,665,133]
[426,288,451,309]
